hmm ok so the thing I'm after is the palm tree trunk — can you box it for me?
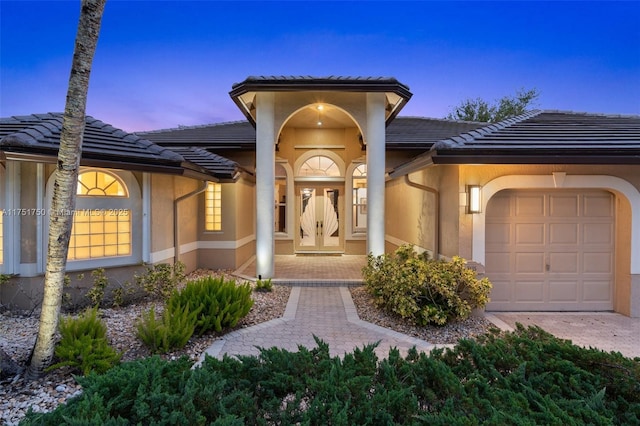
[26,0,106,380]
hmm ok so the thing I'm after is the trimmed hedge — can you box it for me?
[22,326,640,425]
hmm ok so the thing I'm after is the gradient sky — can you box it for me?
[2,1,639,132]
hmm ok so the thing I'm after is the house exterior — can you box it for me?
[1,76,639,317]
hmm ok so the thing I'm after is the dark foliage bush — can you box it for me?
[23,326,639,425]
[47,307,121,376]
[167,276,253,335]
[362,245,492,325]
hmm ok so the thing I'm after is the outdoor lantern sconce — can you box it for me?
[467,185,482,214]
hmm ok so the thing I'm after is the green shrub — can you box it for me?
[362,244,492,325]
[167,276,254,335]
[47,307,121,375]
[135,261,186,300]
[24,327,640,425]
[254,277,273,292]
[135,304,198,354]
[85,268,109,307]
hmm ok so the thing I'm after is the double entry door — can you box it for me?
[296,184,343,252]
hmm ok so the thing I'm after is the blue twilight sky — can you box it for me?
[1,1,639,132]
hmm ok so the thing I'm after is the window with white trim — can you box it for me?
[352,164,367,233]
[275,164,287,233]
[68,170,131,260]
[205,182,222,231]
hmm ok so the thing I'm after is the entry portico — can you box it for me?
[229,76,412,278]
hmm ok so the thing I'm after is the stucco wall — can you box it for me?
[150,173,176,260]
[385,165,460,258]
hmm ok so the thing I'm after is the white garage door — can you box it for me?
[485,189,614,311]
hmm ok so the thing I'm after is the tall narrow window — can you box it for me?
[69,170,131,260]
[352,164,367,233]
[275,164,287,233]
[205,182,222,231]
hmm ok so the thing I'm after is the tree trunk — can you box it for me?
[26,0,106,380]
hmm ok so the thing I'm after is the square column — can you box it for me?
[255,92,276,278]
[366,92,386,256]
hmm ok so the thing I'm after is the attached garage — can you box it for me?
[485,189,614,311]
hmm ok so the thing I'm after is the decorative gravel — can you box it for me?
[1,275,494,425]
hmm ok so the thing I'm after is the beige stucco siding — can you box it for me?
[150,174,176,259]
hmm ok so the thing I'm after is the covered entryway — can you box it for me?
[485,189,614,311]
[296,184,343,252]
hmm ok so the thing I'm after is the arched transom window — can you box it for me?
[69,170,131,260]
[77,170,128,196]
[298,156,340,177]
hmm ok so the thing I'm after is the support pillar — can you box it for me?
[366,92,386,256]
[255,92,276,278]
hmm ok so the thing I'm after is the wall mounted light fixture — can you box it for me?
[467,185,482,214]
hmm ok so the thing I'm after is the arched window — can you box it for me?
[299,156,340,177]
[68,170,131,260]
[352,164,367,233]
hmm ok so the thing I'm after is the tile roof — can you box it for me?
[0,113,185,172]
[431,110,640,164]
[138,121,255,150]
[140,116,486,152]
[385,117,487,150]
[165,146,246,181]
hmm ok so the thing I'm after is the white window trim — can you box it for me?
[43,168,142,272]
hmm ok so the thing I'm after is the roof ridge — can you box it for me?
[136,120,250,135]
[433,110,542,149]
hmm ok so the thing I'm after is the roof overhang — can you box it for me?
[229,76,412,127]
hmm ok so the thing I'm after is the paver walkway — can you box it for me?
[200,287,442,362]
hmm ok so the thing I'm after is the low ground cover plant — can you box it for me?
[362,245,492,325]
[47,307,121,376]
[22,325,639,424]
[136,276,254,353]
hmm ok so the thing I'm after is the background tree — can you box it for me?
[27,0,107,380]
[446,88,540,122]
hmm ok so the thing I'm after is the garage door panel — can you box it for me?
[488,280,511,302]
[549,252,578,273]
[485,252,510,273]
[582,280,612,302]
[486,223,510,244]
[549,280,578,301]
[515,281,544,302]
[486,195,511,216]
[515,223,545,244]
[486,189,614,312]
[583,252,612,273]
[549,223,578,244]
[583,223,613,244]
[549,195,578,217]
[584,194,614,217]
[515,252,545,273]
[515,194,545,216]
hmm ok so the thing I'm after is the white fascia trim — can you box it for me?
[472,174,640,274]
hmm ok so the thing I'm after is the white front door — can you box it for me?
[297,185,343,252]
